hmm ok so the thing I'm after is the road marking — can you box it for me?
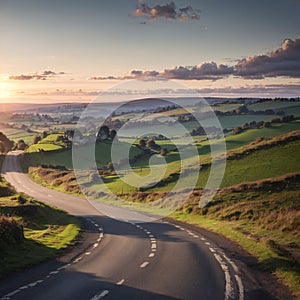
[213,253,234,300]
[140,261,149,268]
[151,243,157,249]
[116,279,125,285]
[223,254,240,273]
[57,264,70,270]
[149,252,155,257]
[90,290,110,300]
[86,252,91,255]
[5,289,21,297]
[73,256,82,263]
[49,271,59,275]
[235,274,245,300]
[149,234,154,238]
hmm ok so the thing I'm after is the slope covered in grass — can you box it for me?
[0,177,80,277]
[145,130,300,192]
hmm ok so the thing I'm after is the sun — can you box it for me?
[0,81,11,98]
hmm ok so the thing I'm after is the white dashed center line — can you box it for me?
[140,261,149,268]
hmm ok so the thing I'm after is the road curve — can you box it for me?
[1,151,245,300]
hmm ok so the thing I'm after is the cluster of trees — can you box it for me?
[255,97,300,103]
[16,140,28,150]
[100,118,123,131]
[97,126,117,142]
[232,115,295,135]
[0,132,28,153]
[153,105,178,113]
[138,138,169,156]
[215,105,284,117]
[177,114,196,123]
[190,125,220,136]
[11,113,55,122]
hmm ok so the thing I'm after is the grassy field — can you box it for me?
[103,125,300,194]
[146,130,300,192]
[248,100,300,111]
[25,124,300,197]
[0,127,36,144]
[0,177,80,277]
[26,133,66,153]
[22,139,143,170]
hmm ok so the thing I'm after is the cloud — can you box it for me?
[162,63,234,80]
[90,63,234,81]
[91,36,300,82]
[9,70,65,80]
[132,1,201,22]
[235,36,300,79]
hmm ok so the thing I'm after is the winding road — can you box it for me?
[0,151,245,300]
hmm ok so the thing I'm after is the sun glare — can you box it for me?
[0,81,11,98]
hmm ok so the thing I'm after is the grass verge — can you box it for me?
[171,173,300,298]
[0,178,80,278]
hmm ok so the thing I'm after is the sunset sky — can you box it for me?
[0,0,300,103]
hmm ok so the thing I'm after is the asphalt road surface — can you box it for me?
[0,151,245,300]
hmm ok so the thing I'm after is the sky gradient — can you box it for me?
[0,0,300,103]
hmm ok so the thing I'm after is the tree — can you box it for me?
[232,127,243,135]
[147,139,161,151]
[110,129,117,141]
[147,139,156,148]
[97,125,110,141]
[33,135,42,144]
[0,132,14,152]
[235,105,249,114]
[263,121,272,128]
[0,141,5,153]
[42,131,48,139]
[17,139,27,150]
[160,148,169,156]
[65,130,74,141]
[138,139,146,148]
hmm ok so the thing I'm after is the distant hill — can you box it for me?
[0,97,260,114]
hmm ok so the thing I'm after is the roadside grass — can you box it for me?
[170,174,300,298]
[171,211,300,298]
[0,178,80,277]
